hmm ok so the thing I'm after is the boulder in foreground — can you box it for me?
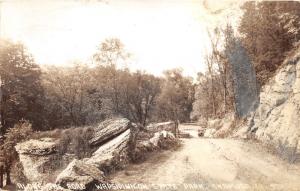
[15,138,58,182]
[56,159,106,191]
[86,129,131,173]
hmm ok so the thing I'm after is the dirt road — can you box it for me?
[110,125,300,191]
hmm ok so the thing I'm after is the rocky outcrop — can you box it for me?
[15,119,179,189]
[148,131,175,147]
[234,50,300,162]
[56,159,106,191]
[204,129,217,138]
[85,129,131,171]
[133,130,177,162]
[201,113,235,138]
[89,118,131,146]
[16,138,57,156]
[213,113,235,138]
[15,138,58,182]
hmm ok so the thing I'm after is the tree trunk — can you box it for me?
[0,165,3,188]
[174,120,179,138]
[128,124,140,162]
[6,168,11,185]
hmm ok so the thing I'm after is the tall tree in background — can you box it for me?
[93,38,130,114]
[123,71,161,126]
[239,1,300,85]
[192,25,236,120]
[224,25,259,118]
[156,69,194,136]
[42,64,102,128]
[0,40,44,134]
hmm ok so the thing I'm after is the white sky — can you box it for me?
[0,0,241,78]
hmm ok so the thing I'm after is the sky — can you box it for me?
[0,0,242,78]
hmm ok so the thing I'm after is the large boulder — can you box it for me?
[89,118,131,146]
[213,113,235,138]
[15,138,58,182]
[203,129,217,138]
[85,129,131,172]
[133,130,177,162]
[206,118,222,130]
[56,159,106,191]
[148,130,175,147]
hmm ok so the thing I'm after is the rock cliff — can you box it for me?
[234,49,300,162]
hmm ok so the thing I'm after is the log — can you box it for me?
[85,129,131,170]
[89,118,131,146]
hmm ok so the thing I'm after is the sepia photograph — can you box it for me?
[0,0,300,190]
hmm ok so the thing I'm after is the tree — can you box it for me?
[224,25,259,118]
[42,64,103,128]
[191,26,236,120]
[208,27,235,114]
[156,69,194,136]
[93,38,130,114]
[123,71,161,126]
[0,120,32,187]
[0,40,45,134]
[239,1,300,85]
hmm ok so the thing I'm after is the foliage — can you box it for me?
[57,127,94,159]
[93,38,130,67]
[122,71,161,126]
[42,64,107,128]
[192,25,236,120]
[0,40,45,133]
[0,120,33,186]
[92,38,162,126]
[239,1,300,86]
[156,69,194,135]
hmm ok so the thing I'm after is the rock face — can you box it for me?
[89,118,131,146]
[15,138,58,182]
[236,50,300,162]
[56,159,106,191]
[86,129,131,171]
